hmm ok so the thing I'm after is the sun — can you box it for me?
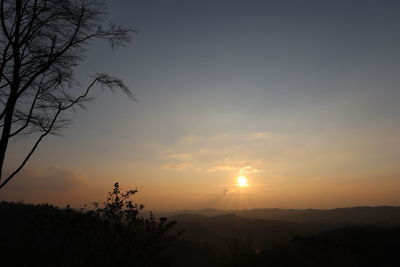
[237,176,248,187]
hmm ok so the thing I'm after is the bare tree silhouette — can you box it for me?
[0,0,134,189]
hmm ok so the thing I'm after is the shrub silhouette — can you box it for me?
[0,183,177,267]
[82,182,178,266]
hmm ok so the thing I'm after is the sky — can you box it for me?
[2,0,400,210]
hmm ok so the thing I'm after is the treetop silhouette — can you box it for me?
[0,0,134,189]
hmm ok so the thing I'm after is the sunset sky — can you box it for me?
[2,0,400,210]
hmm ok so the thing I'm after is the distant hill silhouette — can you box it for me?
[165,206,400,225]
[171,213,333,250]
[258,225,400,267]
[168,210,400,267]
[3,202,400,266]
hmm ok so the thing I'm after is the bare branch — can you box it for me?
[0,0,12,42]
[0,102,62,189]
[0,0,134,188]
[9,72,44,136]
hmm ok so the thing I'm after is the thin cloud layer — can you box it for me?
[4,167,86,192]
[160,132,281,175]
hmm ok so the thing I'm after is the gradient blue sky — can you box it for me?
[2,0,400,210]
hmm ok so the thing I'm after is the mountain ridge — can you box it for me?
[162,206,400,225]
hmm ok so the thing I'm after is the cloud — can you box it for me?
[157,132,279,176]
[221,186,245,196]
[146,128,400,186]
[5,167,86,192]
[163,162,194,170]
[206,165,259,175]
[206,165,237,172]
[167,153,191,160]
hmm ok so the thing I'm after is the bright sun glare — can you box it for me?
[237,176,248,187]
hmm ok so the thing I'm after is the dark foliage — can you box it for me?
[166,214,400,267]
[2,196,400,266]
[0,183,177,267]
[169,224,400,267]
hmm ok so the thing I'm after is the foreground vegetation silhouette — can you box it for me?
[2,194,400,266]
[0,183,178,266]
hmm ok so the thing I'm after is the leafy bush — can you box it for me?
[82,182,178,266]
[0,183,178,267]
